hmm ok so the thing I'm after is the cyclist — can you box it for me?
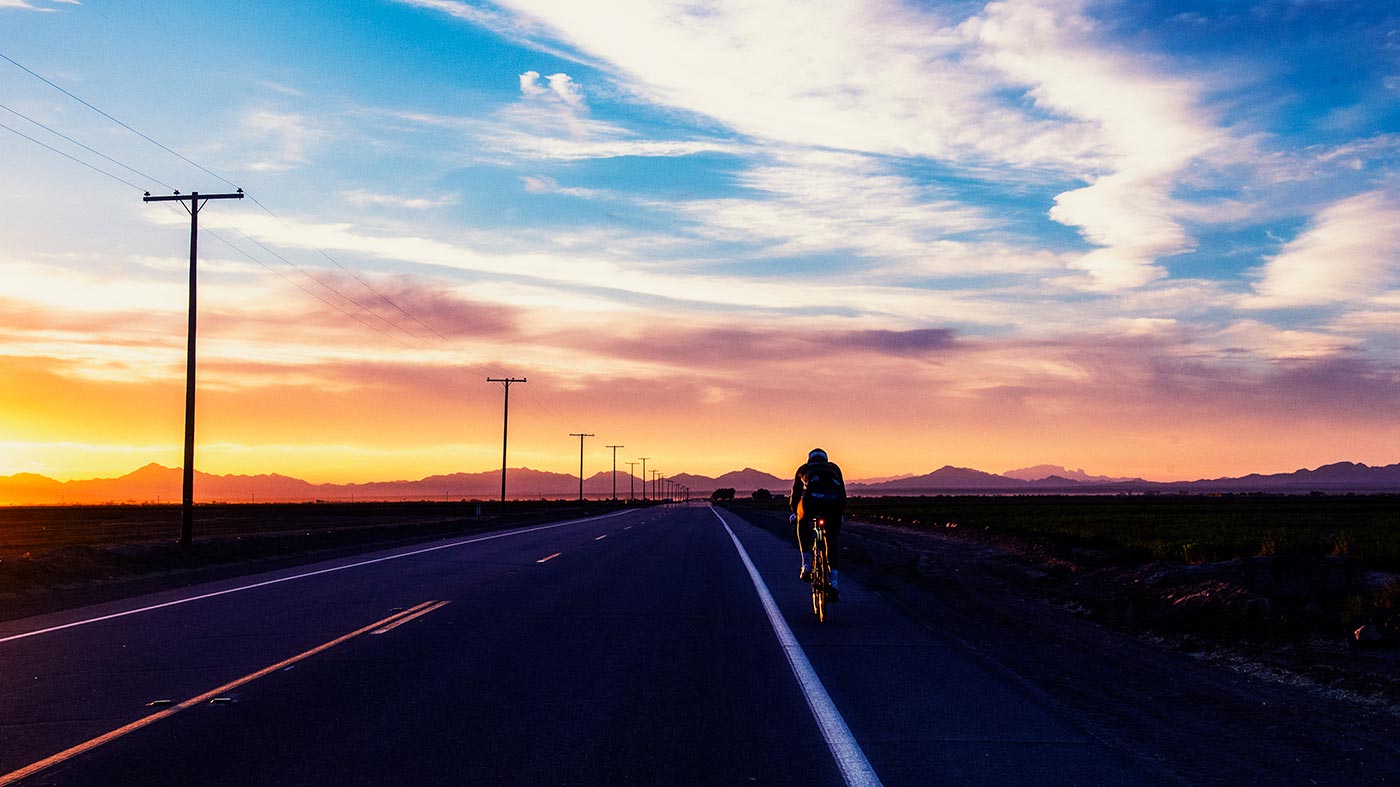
[789,448,847,601]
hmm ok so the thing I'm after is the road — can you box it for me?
[1,504,1169,786]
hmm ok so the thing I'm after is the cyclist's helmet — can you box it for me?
[808,448,828,463]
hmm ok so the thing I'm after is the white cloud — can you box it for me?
[517,69,590,136]
[426,1,1242,291]
[968,0,1229,289]
[1244,190,1400,308]
[204,211,1047,328]
[667,148,1015,270]
[519,175,599,198]
[518,70,548,98]
[240,110,323,172]
[341,189,459,210]
[545,72,584,108]
[521,174,556,193]
[1210,319,1354,360]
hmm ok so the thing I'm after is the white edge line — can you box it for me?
[1,509,634,644]
[709,505,884,787]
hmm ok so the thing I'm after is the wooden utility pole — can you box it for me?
[625,461,638,501]
[487,377,526,513]
[570,433,594,501]
[639,457,649,501]
[606,444,624,500]
[143,189,243,545]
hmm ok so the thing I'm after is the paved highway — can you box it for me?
[1,504,1167,786]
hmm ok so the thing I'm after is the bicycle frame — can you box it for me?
[810,516,830,622]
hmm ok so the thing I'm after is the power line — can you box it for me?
[202,228,432,354]
[238,194,573,428]
[0,49,240,190]
[0,102,176,191]
[1,48,580,431]
[0,119,143,191]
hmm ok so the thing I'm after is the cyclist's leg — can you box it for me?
[794,499,814,577]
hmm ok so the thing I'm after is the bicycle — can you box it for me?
[809,515,831,622]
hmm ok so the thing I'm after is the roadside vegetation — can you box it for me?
[0,500,638,609]
[846,494,1400,570]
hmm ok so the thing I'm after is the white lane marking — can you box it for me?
[536,552,562,563]
[0,509,636,644]
[709,506,884,787]
[594,535,608,541]
[0,603,439,787]
[372,600,449,635]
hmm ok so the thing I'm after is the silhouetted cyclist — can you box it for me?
[790,448,847,601]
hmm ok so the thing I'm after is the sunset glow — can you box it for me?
[3,1,1399,488]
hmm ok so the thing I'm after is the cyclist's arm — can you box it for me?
[790,468,804,513]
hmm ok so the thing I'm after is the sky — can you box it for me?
[2,0,1399,485]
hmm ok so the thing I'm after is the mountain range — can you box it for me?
[4,461,1400,505]
[0,464,790,505]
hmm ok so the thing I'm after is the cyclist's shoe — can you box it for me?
[827,585,840,602]
[799,567,812,582]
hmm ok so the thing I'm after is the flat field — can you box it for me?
[0,500,615,560]
[0,500,630,607]
[848,494,1400,570]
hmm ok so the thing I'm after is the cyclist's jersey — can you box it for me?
[790,460,847,517]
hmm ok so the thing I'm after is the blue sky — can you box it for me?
[2,0,1399,483]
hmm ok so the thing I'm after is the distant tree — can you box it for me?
[751,488,772,501]
[710,487,736,501]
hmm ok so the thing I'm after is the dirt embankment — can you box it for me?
[836,515,1400,710]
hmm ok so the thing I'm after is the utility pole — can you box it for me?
[570,433,594,501]
[606,445,624,500]
[652,470,660,501]
[639,457,650,501]
[625,461,639,501]
[487,377,526,513]
[143,188,244,545]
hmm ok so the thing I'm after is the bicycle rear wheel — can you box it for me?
[811,535,827,622]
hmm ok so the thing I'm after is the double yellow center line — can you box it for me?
[0,600,451,787]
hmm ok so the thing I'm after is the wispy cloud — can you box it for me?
[342,189,459,210]
[430,1,1256,291]
[967,0,1234,289]
[519,174,600,199]
[240,110,323,172]
[666,148,1002,266]
[1244,190,1400,308]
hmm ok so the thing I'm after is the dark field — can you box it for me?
[846,494,1400,570]
[0,500,620,560]
[0,500,634,609]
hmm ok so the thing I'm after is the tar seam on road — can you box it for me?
[709,506,885,787]
[0,509,635,644]
[0,601,447,787]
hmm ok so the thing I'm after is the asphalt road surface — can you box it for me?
[1,504,1172,786]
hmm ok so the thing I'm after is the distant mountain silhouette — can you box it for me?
[0,464,788,505]
[1002,464,1136,483]
[6,460,1400,505]
[849,465,1026,492]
